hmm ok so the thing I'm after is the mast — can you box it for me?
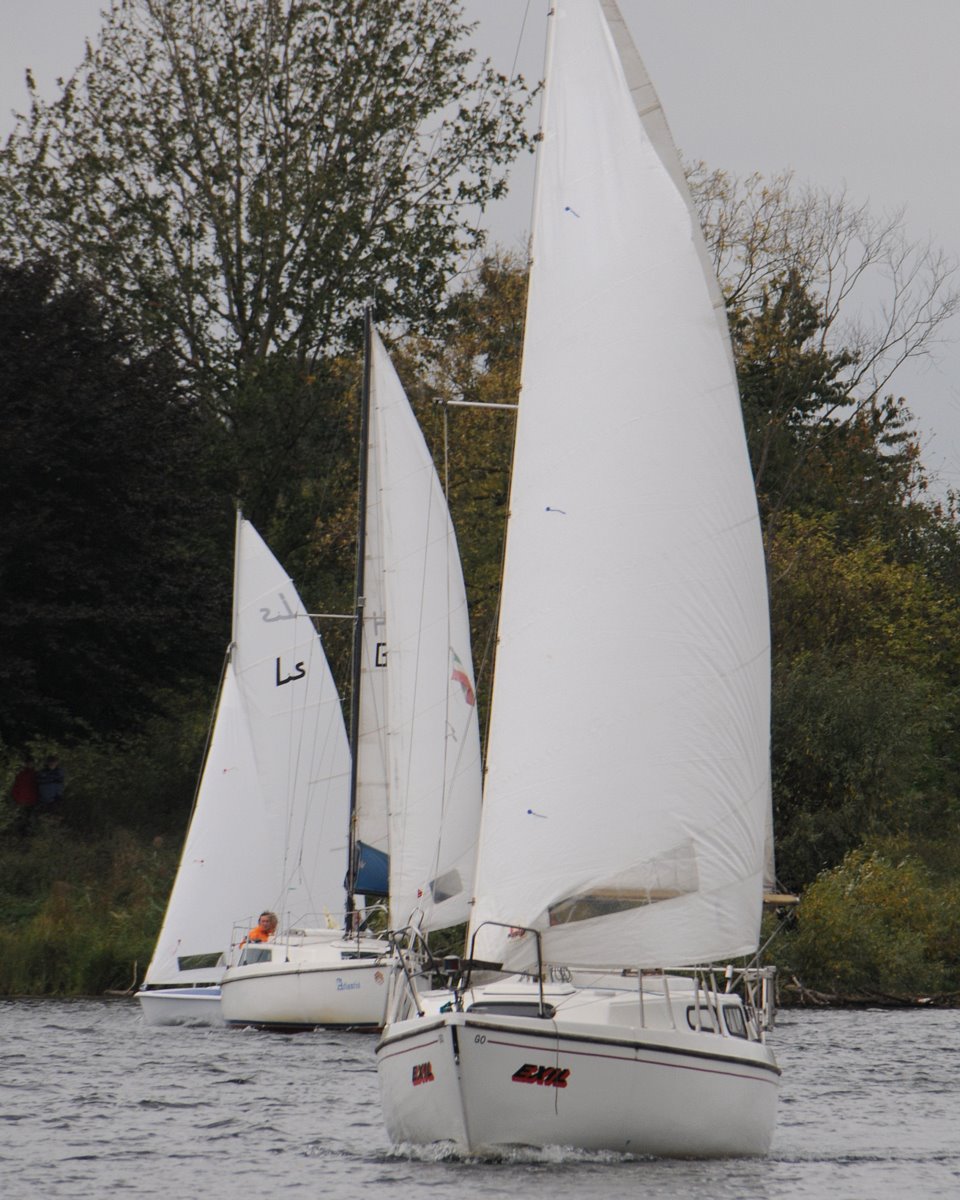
[230,508,242,650]
[345,306,374,930]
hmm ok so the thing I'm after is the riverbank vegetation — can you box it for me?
[769,839,960,1004]
[2,2,960,1001]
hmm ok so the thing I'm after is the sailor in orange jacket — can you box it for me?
[241,910,278,946]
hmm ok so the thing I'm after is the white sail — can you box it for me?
[367,328,482,931]
[469,0,771,971]
[143,664,261,986]
[144,517,351,986]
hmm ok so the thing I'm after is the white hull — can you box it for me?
[376,977,779,1156]
[137,986,224,1027]
[220,933,393,1031]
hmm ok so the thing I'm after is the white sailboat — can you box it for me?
[218,315,483,1029]
[375,0,779,1156]
[138,515,351,1026]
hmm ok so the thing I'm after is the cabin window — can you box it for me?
[685,1005,719,1033]
[429,869,463,903]
[723,1005,748,1039]
[547,844,700,924]
[239,947,272,966]
[177,952,223,971]
[466,1001,557,1019]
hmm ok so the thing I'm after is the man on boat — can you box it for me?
[242,911,278,945]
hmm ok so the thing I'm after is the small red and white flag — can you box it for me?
[450,649,476,706]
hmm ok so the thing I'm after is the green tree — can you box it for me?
[772,655,950,889]
[402,253,525,704]
[694,172,960,899]
[298,255,527,709]
[766,513,960,888]
[768,513,960,670]
[775,845,960,997]
[727,269,931,545]
[0,259,229,747]
[690,165,960,398]
[690,167,958,543]
[0,0,534,522]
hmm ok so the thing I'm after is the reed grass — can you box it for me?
[0,818,179,996]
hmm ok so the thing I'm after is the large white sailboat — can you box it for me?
[218,315,483,1030]
[137,515,351,1026]
[375,0,779,1156]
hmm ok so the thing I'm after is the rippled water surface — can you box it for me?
[1,1000,957,1198]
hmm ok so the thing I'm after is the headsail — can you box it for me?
[469,0,771,971]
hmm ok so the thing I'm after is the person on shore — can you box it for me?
[242,911,278,945]
[36,756,65,813]
[11,757,39,834]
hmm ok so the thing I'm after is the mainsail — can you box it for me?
[469,0,771,971]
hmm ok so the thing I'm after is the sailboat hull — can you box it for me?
[377,1006,779,1157]
[219,936,392,1031]
[136,986,224,1027]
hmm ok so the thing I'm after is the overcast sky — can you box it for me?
[4,0,960,491]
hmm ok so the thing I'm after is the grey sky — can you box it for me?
[4,0,959,490]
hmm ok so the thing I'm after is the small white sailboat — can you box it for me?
[376,0,779,1156]
[138,515,351,1026]
[218,314,483,1029]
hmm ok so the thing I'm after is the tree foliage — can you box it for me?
[4,18,960,997]
[767,513,960,670]
[299,254,525,714]
[727,258,931,541]
[688,169,960,900]
[691,167,959,540]
[0,0,534,527]
[0,0,533,383]
[0,821,181,995]
[772,656,952,889]
[690,165,960,401]
[402,252,525,707]
[766,512,960,889]
[774,844,960,997]
[0,259,229,747]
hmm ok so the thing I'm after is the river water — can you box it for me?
[0,999,957,1199]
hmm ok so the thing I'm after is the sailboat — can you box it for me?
[375,0,779,1156]
[218,314,483,1030]
[137,515,351,1026]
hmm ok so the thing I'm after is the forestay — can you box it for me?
[469,0,771,971]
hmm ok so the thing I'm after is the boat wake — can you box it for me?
[386,1141,653,1165]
